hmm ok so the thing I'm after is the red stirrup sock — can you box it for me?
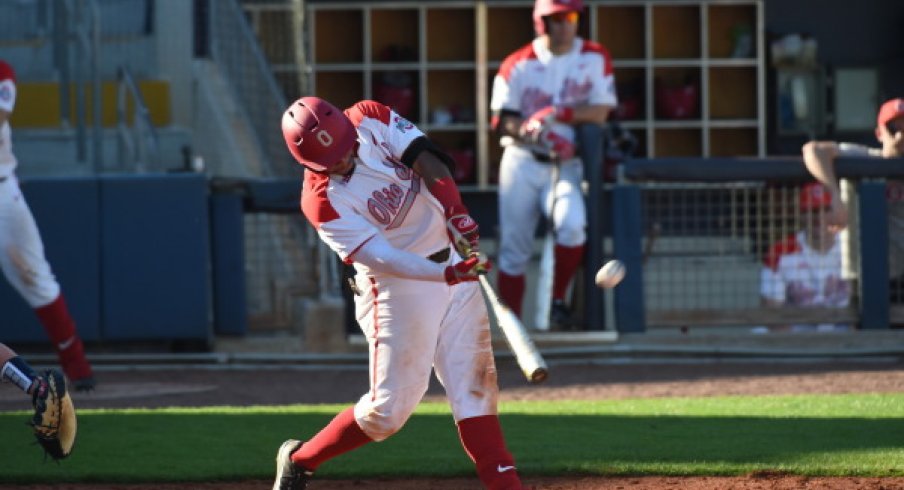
[497,272,525,317]
[457,415,522,490]
[552,244,585,301]
[34,295,93,381]
[292,406,373,471]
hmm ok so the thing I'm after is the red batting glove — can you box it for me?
[427,177,478,255]
[542,127,576,160]
[444,255,492,285]
[446,203,480,256]
[518,106,574,145]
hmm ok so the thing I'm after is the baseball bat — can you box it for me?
[534,162,560,331]
[480,275,549,384]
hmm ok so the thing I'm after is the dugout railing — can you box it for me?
[209,156,904,340]
[613,156,904,333]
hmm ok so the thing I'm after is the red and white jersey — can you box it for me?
[0,60,17,177]
[490,36,617,135]
[760,231,850,308]
[301,100,448,275]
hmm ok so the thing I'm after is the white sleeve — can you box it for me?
[837,142,882,158]
[587,56,618,107]
[352,233,446,282]
[0,79,15,113]
[760,266,786,303]
[490,74,518,113]
[382,110,424,162]
[315,196,380,262]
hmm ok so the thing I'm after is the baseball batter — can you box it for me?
[272,97,524,490]
[802,97,904,301]
[490,0,617,328]
[0,60,94,391]
[760,183,852,332]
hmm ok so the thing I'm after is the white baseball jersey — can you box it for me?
[761,231,851,329]
[0,60,18,178]
[490,36,617,136]
[302,101,448,271]
[300,100,497,440]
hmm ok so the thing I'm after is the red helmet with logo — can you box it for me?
[799,182,832,211]
[281,96,357,172]
[533,0,584,35]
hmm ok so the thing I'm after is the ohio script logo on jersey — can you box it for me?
[0,85,10,103]
[393,115,414,133]
[366,158,420,230]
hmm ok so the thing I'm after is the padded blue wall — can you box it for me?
[0,177,101,342]
[99,174,211,340]
[0,174,211,344]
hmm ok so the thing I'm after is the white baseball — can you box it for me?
[595,260,626,288]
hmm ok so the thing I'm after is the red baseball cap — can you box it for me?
[877,97,904,129]
[799,182,832,211]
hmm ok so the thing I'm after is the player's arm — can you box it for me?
[351,234,487,285]
[801,141,849,229]
[495,109,523,140]
[403,137,480,255]
[404,136,456,185]
[801,141,841,195]
[0,74,15,125]
[759,265,786,309]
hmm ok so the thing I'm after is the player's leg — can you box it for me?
[545,159,587,320]
[0,179,94,389]
[498,148,547,316]
[434,280,522,490]
[278,276,443,482]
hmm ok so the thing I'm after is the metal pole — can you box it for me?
[74,0,87,163]
[53,0,72,128]
[580,123,605,330]
[90,0,103,172]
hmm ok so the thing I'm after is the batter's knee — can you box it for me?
[354,404,416,442]
[556,224,586,248]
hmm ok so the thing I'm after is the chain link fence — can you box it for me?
[638,181,904,331]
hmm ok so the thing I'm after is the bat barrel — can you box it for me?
[479,276,550,384]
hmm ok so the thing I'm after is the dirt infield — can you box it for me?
[4,475,904,489]
[2,359,903,489]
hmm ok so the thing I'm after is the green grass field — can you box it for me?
[2,393,903,484]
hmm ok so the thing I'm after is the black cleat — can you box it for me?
[273,439,312,490]
[72,377,96,392]
[549,300,572,330]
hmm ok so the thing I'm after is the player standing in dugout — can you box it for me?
[490,0,617,329]
[272,96,526,490]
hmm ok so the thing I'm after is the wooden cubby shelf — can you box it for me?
[307,0,764,188]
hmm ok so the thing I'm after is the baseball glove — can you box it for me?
[31,369,77,460]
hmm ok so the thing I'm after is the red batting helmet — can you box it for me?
[799,182,832,211]
[281,96,357,172]
[533,0,584,35]
[877,97,904,130]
